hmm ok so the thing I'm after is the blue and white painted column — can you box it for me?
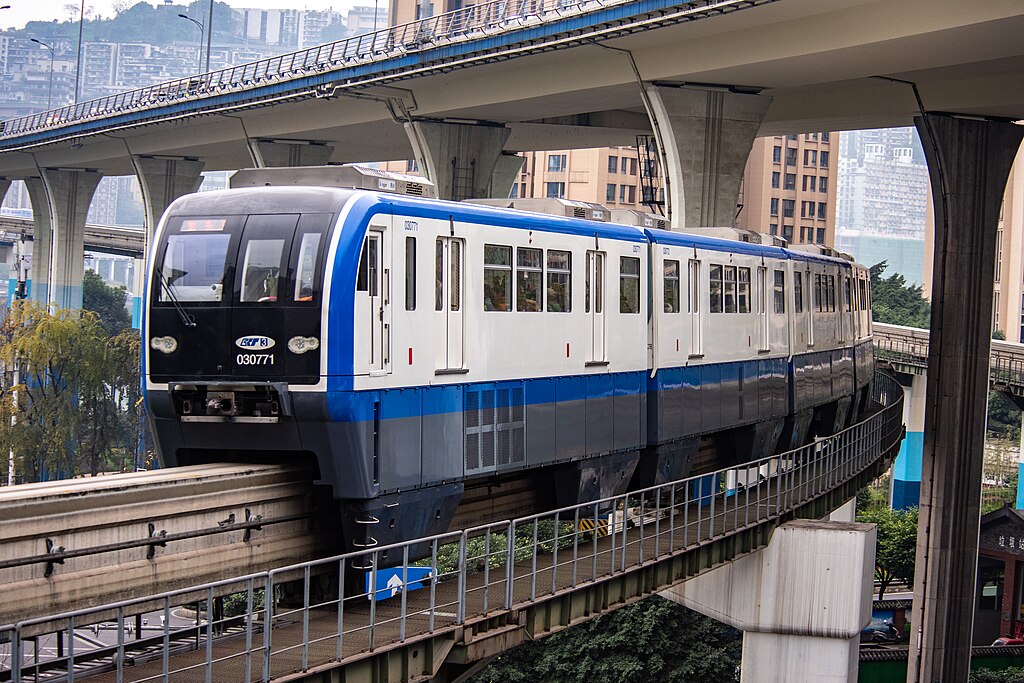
[23,177,54,307]
[38,168,103,310]
[662,520,876,683]
[1016,415,1024,510]
[891,372,927,510]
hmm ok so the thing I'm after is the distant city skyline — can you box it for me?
[0,0,357,31]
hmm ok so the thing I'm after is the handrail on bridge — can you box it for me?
[0,371,905,683]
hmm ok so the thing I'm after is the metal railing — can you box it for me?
[0,0,745,142]
[0,371,904,683]
[872,321,1024,390]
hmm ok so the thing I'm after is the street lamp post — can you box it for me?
[74,0,84,103]
[30,38,55,110]
[204,0,213,73]
[177,14,204,73]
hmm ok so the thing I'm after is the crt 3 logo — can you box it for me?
[236,336,276,350]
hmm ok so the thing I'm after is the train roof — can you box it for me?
[644,227,853,266]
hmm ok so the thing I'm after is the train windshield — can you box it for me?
[159,232,232,303]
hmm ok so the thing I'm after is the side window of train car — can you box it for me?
[620,256,641,314]
[773,270,786,314]
[484,244,512,311]
[547,250,571,312]
[845,276,852,312]
[723,265,737,313]
[737,267,751,313]
[828,274,837,312]
[664,260,680,313]
[709,265,724,313]
[405,236,416,311]
[814,273,822,312]
[794,271,804,313]
[517,247,542,312]
[859,278,868,310]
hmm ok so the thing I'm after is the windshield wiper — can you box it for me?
[158,271,196,328]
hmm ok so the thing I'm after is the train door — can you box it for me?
[688,259,702,356]
[757,265,769,352]
[586,250,606,363]
[358,226,391,374]
[435,236,465,371]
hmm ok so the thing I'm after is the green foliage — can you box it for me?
[988,391,1022,442]
[869,261,931,329]
[858,506,918,599]
[0,300,149,482]
[994,329,1008,341]
[971,666,1024,683]
[83,270,132,336]
[471,596,741,683]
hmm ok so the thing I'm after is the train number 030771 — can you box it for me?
[236,353,274,366]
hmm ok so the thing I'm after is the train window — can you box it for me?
[517,247,542,312]
[293,233,321,302]
[159,233,231,302]
[240,239,286,302]
[547,250,571,313]
[737,267,751,313]
[814,273,822,312]
[484,244,512,311]
[828,275,836,312]
[859,279,868,311]
[450,240,461,311]
[794,271,804,313]
[664,260,680,313]
[845,277,852,312]
[709,265,724,314]
[435,239,443,311]
[723,266,737,314]
[773,270,786,314]
[405,237,416,311]
[620,256,640,314]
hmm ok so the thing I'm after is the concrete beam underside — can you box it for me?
[908,116,1024,683]
[249,139,335,168]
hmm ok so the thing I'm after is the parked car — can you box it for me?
[992,637,1024,647]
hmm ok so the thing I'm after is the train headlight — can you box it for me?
[288,336,319,354]
[150,336,178,354]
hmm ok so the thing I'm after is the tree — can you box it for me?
[858,506,918,600]
[869,261,931,329]
[82,269,132,336]
[471,596,741,683]
[971,667,1024,683]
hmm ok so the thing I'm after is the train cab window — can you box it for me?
[737,267,751,313]
[773,270,786,314]
[620,256,640,314]
[723,266,737,314]
[240,239,286,302]
[293,233,321,302]
[547,250,571,312]
[794,271,804,313]
[709,265,724,313]
[159,232,232,302]
[357,239,370,292]
[484,244,512,311]
[405,237,416,311]
[664,260,680,313]
[516,247,542,312]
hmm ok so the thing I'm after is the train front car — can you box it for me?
[144,186,352,524]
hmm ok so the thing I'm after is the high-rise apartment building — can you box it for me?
[736,133,837,246]
[510,148,655,210]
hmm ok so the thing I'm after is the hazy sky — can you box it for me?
[0,1,357,31]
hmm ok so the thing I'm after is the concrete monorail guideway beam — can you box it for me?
[0,463,335,629]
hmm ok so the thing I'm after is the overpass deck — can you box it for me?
[1,372,904,683]
[0,216,144,258]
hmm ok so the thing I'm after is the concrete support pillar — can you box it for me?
[23,177,52,306]
[892,372,927,510]
[908,115,1024,683]
[662,520,875,683]
[131,257,145,330]
[643,85,771,229]
[0,178,11,206]
[1017,414,1024,510]
[247,139,334,168]
[404,121,511,201]
[38,169,102,310]
[489,152,525,199]
[132,156,205,242]
[829,498,857,523]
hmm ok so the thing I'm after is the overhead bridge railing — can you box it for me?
[873,321,1024,393]
[1,372,904,683]
[0,0,768,142]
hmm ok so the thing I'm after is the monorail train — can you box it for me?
[144,166,874,556]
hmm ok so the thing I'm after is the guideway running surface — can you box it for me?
[1,372,904,683]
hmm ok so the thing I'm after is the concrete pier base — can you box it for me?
[39,168,102,310]
[892,371,926,510]
[643,85,770,229]
[404,121,510,201]
[661,520,875,683]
